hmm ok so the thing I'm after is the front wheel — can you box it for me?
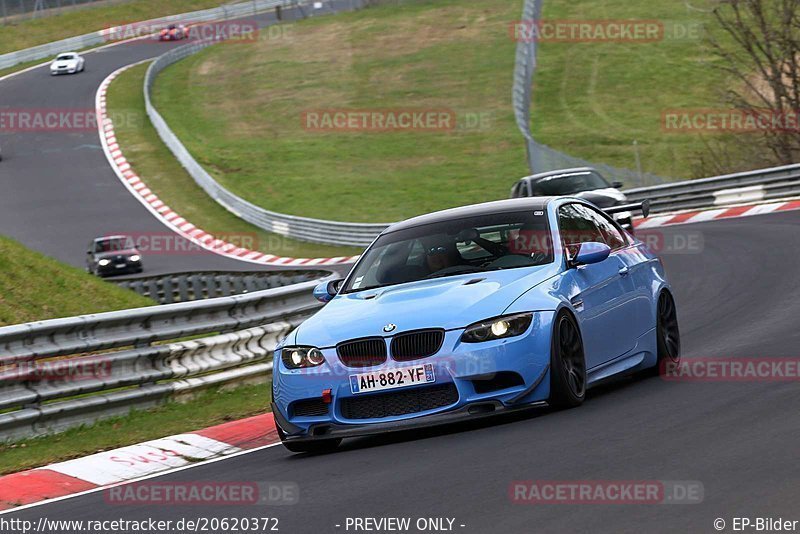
[652,291,681,375]
[549,311,586,408]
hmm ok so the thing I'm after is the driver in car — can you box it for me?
[424,238,464,274]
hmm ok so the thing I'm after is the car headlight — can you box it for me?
[129,255,141,262]
[461,313,533,343]
[281,346,326,369]
[98,259,111,266]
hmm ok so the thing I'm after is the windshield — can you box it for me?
[343,210,553,293]
[95,237,133,253]
[532,171,609,196]
[56,54,76,61]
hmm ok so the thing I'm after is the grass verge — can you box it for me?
[151,0,732,224]
[153,0,529,223]
[0,382,271,475]
[0,235,152,326]
[532,0,728,179]
[0,0,232,55]
[106,62,361,258]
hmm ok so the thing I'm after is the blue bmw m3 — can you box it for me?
[272,196,680,453]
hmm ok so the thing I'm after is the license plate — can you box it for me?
[349,363,435,394]
[115,263,126,268]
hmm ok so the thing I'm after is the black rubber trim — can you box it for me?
[273,399,548,443]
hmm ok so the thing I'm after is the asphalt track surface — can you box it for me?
[6,210,800,533]
[0,10,306,276]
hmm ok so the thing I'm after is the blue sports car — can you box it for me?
[272,196,680,453]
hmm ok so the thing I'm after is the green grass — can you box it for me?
[151,0,733,224]
[153,0,530,223]
[0,382,270,475]
[0,0,233,55]
[531,0,728,179]
[107,62,361,258]
[0,235,152,326]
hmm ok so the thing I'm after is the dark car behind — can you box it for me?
[86,236,143,277]
[511,167,633,231]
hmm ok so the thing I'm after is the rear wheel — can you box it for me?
[549,311,586,408]
[652,291,680,375]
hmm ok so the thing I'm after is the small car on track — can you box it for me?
[49,52,85,75]
[86,236,143,277]
[511,167,634,231]
[159,24,189,41]
[272,196,680,453]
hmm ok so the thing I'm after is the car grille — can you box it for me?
[291,398,329,417]
[336,338,387,367]
[390,329,445,361]
[340,383,458,420]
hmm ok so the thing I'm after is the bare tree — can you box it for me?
[709,0,800,163]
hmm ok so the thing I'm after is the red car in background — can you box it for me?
[159,24,189,41]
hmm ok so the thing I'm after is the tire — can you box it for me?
[277,425,341,454]
[651,291,681,376]
[549,311,586,408]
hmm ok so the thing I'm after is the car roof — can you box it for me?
[93,235,129,242]
[385,197,557,233]
[520,167,600,183]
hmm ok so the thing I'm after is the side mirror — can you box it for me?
[313,279,343,303]
[573,242,611,266]
[611,181,624,189]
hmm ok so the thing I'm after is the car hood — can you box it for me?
[574,187,627,208]
[294,265,560,347]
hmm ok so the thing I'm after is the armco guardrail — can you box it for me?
[0,0,292,70]
[624,164,800,213]
[0,276,331,442]
[114,269,331,304]
[145,41,390,247]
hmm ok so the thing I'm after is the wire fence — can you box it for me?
[512,0,668,188]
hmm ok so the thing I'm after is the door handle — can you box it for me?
[618,266,630,277]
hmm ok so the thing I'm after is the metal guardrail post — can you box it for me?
[0,273,332,442]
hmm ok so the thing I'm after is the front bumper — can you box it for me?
[273,311,555,440]
[273,398,548,443]
[96,261,142,276]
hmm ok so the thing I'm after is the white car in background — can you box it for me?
[50,52,85,75]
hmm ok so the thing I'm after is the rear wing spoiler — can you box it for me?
[603,199,650,219]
